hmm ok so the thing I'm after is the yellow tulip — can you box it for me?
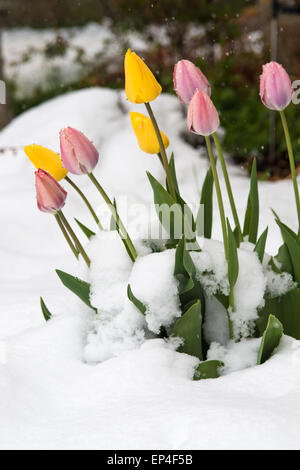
[24,144,68,181]
[125,49,162,104]
[130,112,169,154]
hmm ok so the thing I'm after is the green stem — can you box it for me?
[205,136,228,259]
[88,173,137,262]
[145,102,176,199]
[54,213,79,260]
[65,176,103,229]
[58,210,91,268]
[280,111,300,231]
[228,290,234,340]
[212,133,242,237]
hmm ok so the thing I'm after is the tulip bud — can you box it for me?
[35,169,67,214]
[24,144,68,181]
[174,59,211,104]
[187,90,220,136]
[59,127,99,175]
[260,61,293,111]
[130,112,169,154]
[124,49,162,104]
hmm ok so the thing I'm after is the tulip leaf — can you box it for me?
[193,360,224,380]
[110,198,118,231]
[168,153,180,195]
[74,218,96,240]
[257,314,283,365]
[55,269,97,312]
[147,172,199,249]
[254,227,268,263]
[275,243,293,276]
[127,284,146,315]
[172,300,203,360]
[174,237,205,310]
[199,165,214,239]
[257,288,300,339]
[276,221,300,285]
[40,297,52,322]
[227,219,239,289]
[243,159,259,243]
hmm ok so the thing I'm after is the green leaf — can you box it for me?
[193,360,224,380]
[174,238,205,309]
[243,159,259,243]
[55,269,97,311]
[199,165,214,238]
[257,287,300,339]
[74,218,96,240]
[127,284,146,315]
[110,198,118,231]
[276,221,300,285]
[275,243,293,276]
[40,297,52,322]
[147,172,199,249]
[168,153,180,195]
[254,227,268,263]
[271,208,281,223]
[257,314,283,365]
[172,300,203,360]
[227,219,239,289]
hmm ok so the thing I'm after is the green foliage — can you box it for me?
[194,360,224,380]
[55,269,96,311]
[172,300,203,360]
[257,288,300,340]
[257,315,283,365]
[227,219,239,290]
[243,159,259,243]
[276,222,300,286]
[199,165,214,238]
[254,227,268,263]
[127,285,146,315]
[40,297,52,322]
[74,219,96,240]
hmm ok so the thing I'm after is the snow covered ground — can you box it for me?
[1,88,300,449]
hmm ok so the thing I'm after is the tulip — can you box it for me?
[25,144,68,181]
[60,127,99,175]
[260,61,293,111]
[130,112,169,154]
[124,49,162,104]
[174,59,211,104]
[188,90,220,136]
[35,169,67,214]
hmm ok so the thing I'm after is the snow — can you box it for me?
[1,87,300,449]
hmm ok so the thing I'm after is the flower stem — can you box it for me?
[65,176,103,229]
[58,210,91,268]
[212,132,242,238]
[145,102,176,199]
[54,213,79,260]
[280,111,300,231]
[205,136,228,259]
[88,172,137,262]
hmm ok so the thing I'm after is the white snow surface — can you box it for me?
[1,87,300,449]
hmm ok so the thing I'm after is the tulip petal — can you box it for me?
[24,144,68,181]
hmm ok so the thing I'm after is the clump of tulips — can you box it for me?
[24,50,300,379]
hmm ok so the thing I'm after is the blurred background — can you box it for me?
[0,0,300,178]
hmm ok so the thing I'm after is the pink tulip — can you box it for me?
[174,59,211,104]
[35,169,67,213]
[187,90,220,136]
[60,127,99,175]
[260,61,293,111]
